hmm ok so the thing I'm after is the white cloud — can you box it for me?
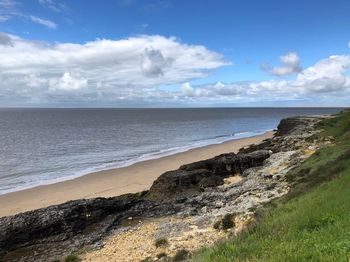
[0,33,228,104]
[180,54,350,102]
[295,55,350,93]
[262,52,302,77]
[181,82,193,95]
[49,73,88,91]
[0,0,59,29]
[38,0,68,12]
[0,32,349,106]
[0,15,10,22]
[0,0,17,9]
[30,15,57,29]
[280,52,300,65]
[0,0,19,19]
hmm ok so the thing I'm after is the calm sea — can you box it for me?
[0,108,342,195]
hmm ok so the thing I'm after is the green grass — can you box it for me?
[193,109,350,262]
[155,238,169,248]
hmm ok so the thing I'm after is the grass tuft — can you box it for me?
[155,238,169,248]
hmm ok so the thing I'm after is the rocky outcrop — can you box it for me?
[146,150,271,201]
[0,194,143,261]
[239,116,324,154]
[276,116,323,136]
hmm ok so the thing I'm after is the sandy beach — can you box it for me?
[0,132,273,217]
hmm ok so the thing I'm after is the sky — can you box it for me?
[0,0,350,107]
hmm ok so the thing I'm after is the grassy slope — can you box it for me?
[194,109,350,262]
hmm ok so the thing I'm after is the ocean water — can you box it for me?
[0,108,342,195]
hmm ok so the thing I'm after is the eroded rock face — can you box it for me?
[146,150,271,201]
[0,194,142,261]
[180,150,272,175]
[276,116,322,136]
[240,116,324,154]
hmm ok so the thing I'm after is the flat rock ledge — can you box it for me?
[0,116,329,262]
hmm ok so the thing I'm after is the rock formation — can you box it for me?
[146,150,271,201]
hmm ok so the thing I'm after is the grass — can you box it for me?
[155,238,169,248]
[193,109,350,262]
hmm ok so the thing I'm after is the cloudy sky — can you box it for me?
[0,0,350,107]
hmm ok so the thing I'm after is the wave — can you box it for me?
[0,129,272,195]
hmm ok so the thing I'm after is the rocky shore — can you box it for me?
[0,116,331,262]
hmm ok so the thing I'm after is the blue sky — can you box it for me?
[0,0,350,107]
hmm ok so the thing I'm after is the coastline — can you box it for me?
[0,131,273,217]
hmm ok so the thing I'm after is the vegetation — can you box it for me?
[193,109,350,261]
[221,214,235,230]
[213,214,235,231]
[173,249,190,261]
[213,220,221,230]
[156,252,168,259]
[155,238,169,248]
[64,254,80,262]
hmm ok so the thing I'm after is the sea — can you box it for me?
[0,108,342,195]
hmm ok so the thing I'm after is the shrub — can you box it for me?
[213,214,235,230]
[222,214,235,230]
[154,238,169,248]
[213,220,221,230]
[173,249,189,261]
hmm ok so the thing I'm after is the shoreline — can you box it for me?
[0,130,268,196]
[0,131,273,217]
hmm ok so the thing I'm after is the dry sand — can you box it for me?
[0,132,273,217]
